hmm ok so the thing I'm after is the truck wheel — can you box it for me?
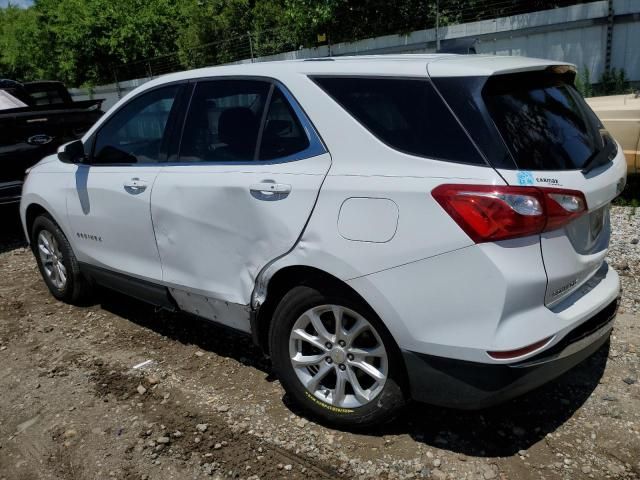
[31,214,92,304]
[269,285,406,428]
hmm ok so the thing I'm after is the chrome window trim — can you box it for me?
[169,76,327,167]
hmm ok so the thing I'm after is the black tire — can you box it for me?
[269,285,406,428]
[31,214,92,304]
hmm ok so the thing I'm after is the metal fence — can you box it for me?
[112,0,596,83]
[115,32,255,82]
[69,0,640,111]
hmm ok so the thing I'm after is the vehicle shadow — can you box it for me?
[97,289,272,374]
[390,340,609,457]
[96,288,608,458]
[0,205,28,254]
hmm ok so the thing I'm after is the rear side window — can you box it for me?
[312,77,485,165]
[29,90,66,105]
[259,88,310,160]
[179,80,310,163]
[179,80,271,162]
[483,71,605,171]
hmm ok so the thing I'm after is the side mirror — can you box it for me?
[58,140,86,164]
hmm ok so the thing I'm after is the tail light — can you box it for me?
[432,184,587,243]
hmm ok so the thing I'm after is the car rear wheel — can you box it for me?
[31,214,92,304]
[269,285,405,428]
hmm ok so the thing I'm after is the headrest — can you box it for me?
[218,107,259,156]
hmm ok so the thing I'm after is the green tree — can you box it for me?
[250,0,298,57]
[176,0,253,68]
[597,67,630,96]
[0,6,45,80]
[575,66,593,97]
[0,0,620,86]
[1,0,183,85]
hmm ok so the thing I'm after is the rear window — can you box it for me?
[312,77,485,165]
[483,71,605,171]
[29,89,67,106]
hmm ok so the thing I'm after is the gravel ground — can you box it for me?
[0,205,638,480]
[607,206,640,315]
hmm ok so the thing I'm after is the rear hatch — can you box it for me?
[430,61,627,307]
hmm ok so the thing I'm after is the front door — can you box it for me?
[151,79,331,319]
[67,84,182,282]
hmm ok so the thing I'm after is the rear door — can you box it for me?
[432,67,627,307]
[151,78,330,316]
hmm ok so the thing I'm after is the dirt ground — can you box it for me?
[0,205,638,480]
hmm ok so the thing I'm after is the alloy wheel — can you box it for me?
[289,304,388,409]
[37,230,67,290]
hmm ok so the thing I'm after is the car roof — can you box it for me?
[147,54,569,84]
[120,54,572,110]
[85,53,574,144]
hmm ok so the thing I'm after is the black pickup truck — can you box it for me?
[0,79,104,205]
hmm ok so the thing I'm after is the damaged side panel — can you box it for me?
[170,288,252,332]
[150,154,332,329]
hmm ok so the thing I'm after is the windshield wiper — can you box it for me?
[582,134,617,174]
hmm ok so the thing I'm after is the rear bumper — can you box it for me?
[403,297,618,409]
[0,181,22,205]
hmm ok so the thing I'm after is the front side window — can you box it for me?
[92,85,179,165]
[312,77,484,165]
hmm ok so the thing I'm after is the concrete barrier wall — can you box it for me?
[68,77,148,113]
[70,0,640,111]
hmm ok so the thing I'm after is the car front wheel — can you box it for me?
[269,285,406,428]
[31,214,92,304]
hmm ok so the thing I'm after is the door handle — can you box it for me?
[249,182,292,195]
[123,178,148,194]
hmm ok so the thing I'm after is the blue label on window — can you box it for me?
[517,171,535,186]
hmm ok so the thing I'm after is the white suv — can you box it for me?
[20,55,626,427]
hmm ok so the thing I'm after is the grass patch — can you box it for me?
[613,175,640,208]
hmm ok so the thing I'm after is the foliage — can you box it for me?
[0,0,605,86]
[575,66,593,97]
[1,0,183,86]
[0,6,45,80]
[176,0,252,68]
[613,176,640,207]
[576,66,633,99]
[597,67,630,96]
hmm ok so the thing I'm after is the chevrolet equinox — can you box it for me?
[20,55,626,427]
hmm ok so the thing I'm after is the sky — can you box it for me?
[0,0,33,8]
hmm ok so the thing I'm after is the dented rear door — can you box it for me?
[151,78,330,314]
